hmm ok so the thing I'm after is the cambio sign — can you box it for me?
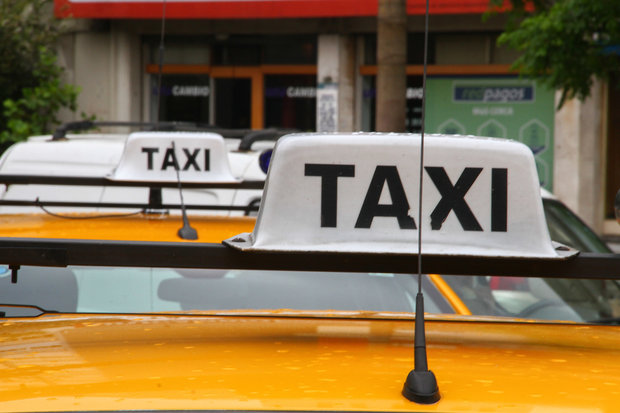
[172,86,210,97]
[265,87,316,99]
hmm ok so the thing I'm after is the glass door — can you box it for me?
[213,78,252,129]
[152,74,211,123]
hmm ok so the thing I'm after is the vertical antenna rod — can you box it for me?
[402,0,440,404]
[155,0,167,123]
[172,142,199,240]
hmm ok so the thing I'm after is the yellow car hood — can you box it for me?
[0,213,255,242]
[1,314,619,412]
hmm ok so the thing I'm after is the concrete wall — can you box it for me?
[553,79,606,232]
[75,32,113,120]
[57,23,142,129]
[338,35,357,132]
[316,34,357,132]
[110,27,142,123]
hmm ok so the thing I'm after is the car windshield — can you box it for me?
[1,264,619,324]
[0,266,453,317]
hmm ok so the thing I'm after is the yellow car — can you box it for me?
[1,133,620,412]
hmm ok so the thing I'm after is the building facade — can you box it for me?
[54,0,619,241]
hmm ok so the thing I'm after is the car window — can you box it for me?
[0,266,454,316]
[440,199,620,323]
[435,199,619,324]
[543,198,612,253]
[442,275,620,322]
[3,264,620,324]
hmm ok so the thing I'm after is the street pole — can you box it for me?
[376,0,407,132]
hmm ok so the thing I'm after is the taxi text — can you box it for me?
[305,163,507,232]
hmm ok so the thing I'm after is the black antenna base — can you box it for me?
[402,369,440,404]
[178,223,198,240]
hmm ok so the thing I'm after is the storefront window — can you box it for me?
[363,33,435,65]
[211,35,316,66]
[263,35,317,65]
[361,75,423,133]
[152,74,210,123]
[212,36,261,66]
[147,35,317,128]
[264,75,316,130]
[214,78,251,129]
[147,36,211,65]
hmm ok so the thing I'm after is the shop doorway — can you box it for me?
[213,78,252,129]
[148,65,317,130]
[146,35,317,130]
[264,74,316,130]
[153,74,211,123]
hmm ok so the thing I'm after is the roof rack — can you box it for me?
[51,120,212,140]
[51,120,298,151]
[0,237,618,279]
[0,175,263,213]
[0,199,259,214]
[0,174,263,189]
[237,128,299,151]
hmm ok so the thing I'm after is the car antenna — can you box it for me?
[171,141,199,240]
[154,1,196,240]
[401,0,440,404]
[155,0,167,126]
[143,0,169,217]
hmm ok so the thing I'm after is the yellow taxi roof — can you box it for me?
[0,213,255,242]
[2,314,620,412]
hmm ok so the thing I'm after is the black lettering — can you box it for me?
[355,166,416,229]
[141,147,159,170]
[204,149,210,171]
[491,168,508,232]
[161,147,179,170]
[305,163,355,227]
[425,167,483,231]
[182,148,200,171]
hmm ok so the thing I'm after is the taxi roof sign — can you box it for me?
[111,131,239,183]
[225,133,573,259]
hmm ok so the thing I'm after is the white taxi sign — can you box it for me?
[111,131,238,183]
[225,133,572,258]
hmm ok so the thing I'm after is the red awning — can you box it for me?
[55,0,496,19]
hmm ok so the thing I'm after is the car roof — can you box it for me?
[2,314,620,412]
[0,213,255,242]
[1,132,620,411]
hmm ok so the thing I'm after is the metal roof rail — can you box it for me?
[0,199,260,213]
[51,120,212,140]
[0,174,264,189]
[0,237,618,278]
[237,128,299,151]
[51,121,297,148]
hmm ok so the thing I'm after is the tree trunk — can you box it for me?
[376,0,407,132]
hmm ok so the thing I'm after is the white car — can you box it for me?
[0,125,281,216]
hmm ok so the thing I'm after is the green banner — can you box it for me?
[425,77,555,190]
